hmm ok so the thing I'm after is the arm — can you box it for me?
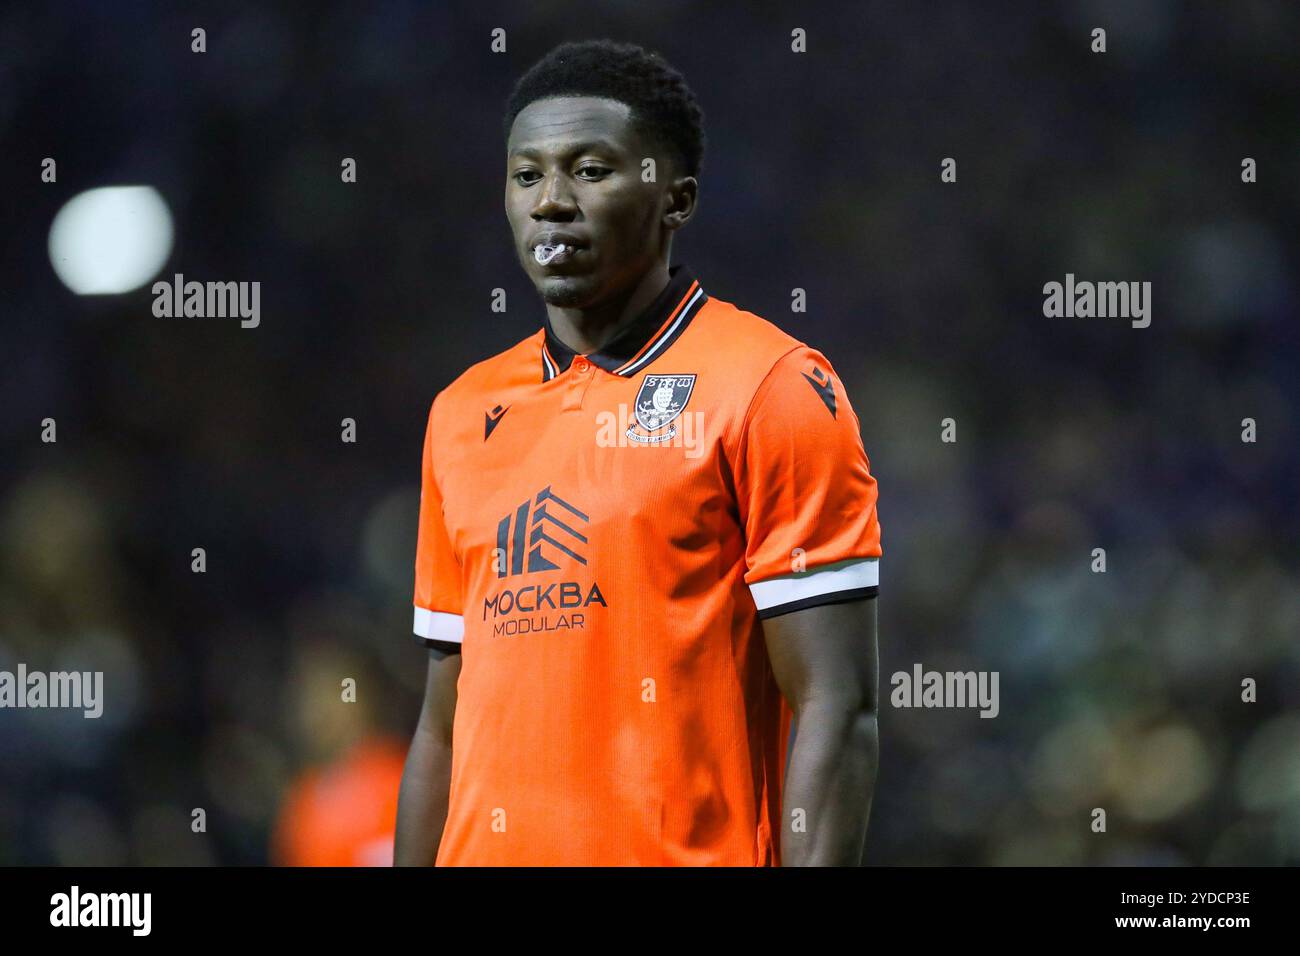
[394,645,461,866]
[763,596,878,867]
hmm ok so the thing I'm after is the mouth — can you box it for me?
[531,237,586,267]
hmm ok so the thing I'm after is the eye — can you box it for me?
[576,165,611,181]
[512,169,542,186]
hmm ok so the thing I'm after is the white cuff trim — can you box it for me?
[748,557,879,612]
[413,607,465,643]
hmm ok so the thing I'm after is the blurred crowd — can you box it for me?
[1,2,1296,865]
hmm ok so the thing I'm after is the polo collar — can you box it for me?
[540,264,707,381]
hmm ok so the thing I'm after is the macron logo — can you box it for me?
[485,404,510,441]
[802,366,836,418]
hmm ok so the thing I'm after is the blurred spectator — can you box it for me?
[271,736,406,867]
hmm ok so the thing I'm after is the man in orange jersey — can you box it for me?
[395,39,882,866]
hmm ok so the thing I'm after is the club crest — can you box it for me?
[627,373,696,443]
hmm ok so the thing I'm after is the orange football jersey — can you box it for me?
[413,264,881,865]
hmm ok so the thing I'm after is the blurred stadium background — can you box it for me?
[1,1,1297,865]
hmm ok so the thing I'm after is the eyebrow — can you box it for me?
[509,138,622,160]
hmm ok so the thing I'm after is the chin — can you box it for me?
[537,274,597,308]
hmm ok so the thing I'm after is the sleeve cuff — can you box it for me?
[748,557,879,620]
[413,607,465,644]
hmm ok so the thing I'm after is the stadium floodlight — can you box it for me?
[48,185,174,295]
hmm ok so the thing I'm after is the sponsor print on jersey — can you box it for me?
[486,486,606,636]
[495,485,588,577]
[626,373,697,444]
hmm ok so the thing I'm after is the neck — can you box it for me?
[547,261,671,354]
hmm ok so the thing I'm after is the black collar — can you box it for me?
[540,264,707,381]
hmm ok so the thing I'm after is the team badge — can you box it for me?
[627,373,696,443]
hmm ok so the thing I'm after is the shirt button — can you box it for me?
[574,357,590,372]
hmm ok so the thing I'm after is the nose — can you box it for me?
[531,171,576,221]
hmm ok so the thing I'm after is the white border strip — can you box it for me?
[748,557,879,611]
[413,607,465,643]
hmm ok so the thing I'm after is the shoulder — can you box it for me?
[426,328,544,424]
[688,292,861,455]
[694,293,805,366]
[690,292,840,404]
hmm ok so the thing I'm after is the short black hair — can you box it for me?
[504,40,704,178]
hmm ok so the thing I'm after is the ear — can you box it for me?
[663,175,698,231]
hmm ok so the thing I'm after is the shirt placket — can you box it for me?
[560,355,599,412]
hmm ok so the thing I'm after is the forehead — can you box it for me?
[507,96,642,155]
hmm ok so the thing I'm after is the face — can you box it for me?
[505,95,693,309]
